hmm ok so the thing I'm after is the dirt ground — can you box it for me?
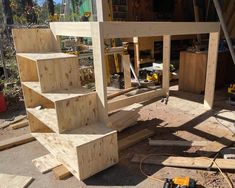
[0,85,235,188]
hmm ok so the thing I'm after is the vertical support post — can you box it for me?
[204,32,220,109]
[163,35,171,95]
[91,22,108,124]
[133,37,140,76]
[95,0,110,21]
[122,54,131,89]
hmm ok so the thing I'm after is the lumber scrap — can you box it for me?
[149,139,211,147]
[32,154,62,174]
[53,165,72,180]
[11,120,29,130]
[131,154,235,170]
[0,134,35,151]
[109,103,143,132]
[0,115,26,129]
[107,87,137,100]
[0,173,33,188]
[118,129,155,151]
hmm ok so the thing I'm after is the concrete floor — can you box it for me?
[0,86,235,188]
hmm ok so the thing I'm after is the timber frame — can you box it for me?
[50,21,220,122]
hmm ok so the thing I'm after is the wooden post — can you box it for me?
[204,32,220,109]
[91,23,108,123]
[95,0,110,21]
[162,35,171,94]
[122,54,131,89]
[133,37,140,76]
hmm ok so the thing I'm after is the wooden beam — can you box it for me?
[53,165,72,180]
[133,37,140,76]
[107,87,137,100]
[101,22,220,39]
[108,89,165,112]
[149,139,211,147]
[91,22,109,124]
[50,22,92,37]
[119,129,155,151]
[0,173,33,188]
[162,35,171,94]
[32,154,62,174]
[95,0,110,21]
[204,32,220,109]
[11,120,28,130]
[131,154,235,170]
[122,54,132,89]
[0,134,35,151]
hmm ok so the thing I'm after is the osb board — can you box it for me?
[0,173,33,188]
[12,28,60,53]
[37,57,81,93]
[55,93,98,132]
[16,55,38,82]
[32,124,118,180]
[32,154,62,174]
[22,82,93,102]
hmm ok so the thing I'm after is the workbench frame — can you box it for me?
[50,21,220,124]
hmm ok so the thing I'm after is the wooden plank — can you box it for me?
[118,129,155,151]
[53,165,72,180]
[0,173,33,188]
[108,89,165,112]
[11,120,28,130]
[107,87,137,100]
[101,22,220,39]
[204,32,220,109]
[122,54,131,89]
[91,22,109,124]
[0,134,35,151]
[32,154,62,174]
[95,0,110,21]
[12,28,60,53]
[133,37,140,76]
[50,22,92,37]
[162,35,171,94]
[131,154,235,170]
[109,103,143,132]
[149,139,211,147]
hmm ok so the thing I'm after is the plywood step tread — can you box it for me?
[17,52,77,61]
[27,108,58,133]
[32,123,116,147]
[22,82,94,102]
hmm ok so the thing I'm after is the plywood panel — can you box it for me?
[37,57,81,92]
[0,173,33,188]
[12,28,60,53]
[55,93,98,132]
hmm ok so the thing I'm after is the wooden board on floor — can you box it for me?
[149,139,211,147]
[0,173,33,188]
[32,154,62,174]
[53,165,72,180]
[11,120,29,130]
[118,129,155,151]
[0,134,35,151]
[131,154,235,170]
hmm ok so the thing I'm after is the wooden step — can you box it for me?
[27,108,59,133]
[32,123,118,180]
[16,53,81,92]
[23,82,98,133]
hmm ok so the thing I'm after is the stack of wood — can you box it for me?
[108,103,143,132]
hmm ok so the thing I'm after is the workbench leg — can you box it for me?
[204,32,220,109]
[122,54,131,89]
[163,35,171,95]
[91,22,108,124]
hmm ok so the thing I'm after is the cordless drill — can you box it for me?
[163,177,196,188]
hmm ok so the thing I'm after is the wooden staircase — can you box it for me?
[12,28,118,180]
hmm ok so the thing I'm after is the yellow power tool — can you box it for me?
[163,177,196,188]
